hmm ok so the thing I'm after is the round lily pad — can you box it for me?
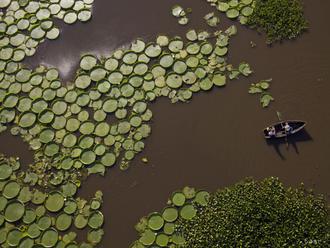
[0,163,12,180]
[52,101,67,115]
[162,207,178,222]
[80,150,96,165]
[166,73,182,89]
[100,152,116,167]
[44,143,59,157]
[180,204,197,220]
[23,209,37,225]
[37,215,52,230]
[7,228,23,247]
[156,233,169,247]
[145,44,162,58]
[55,213,72,231]
[3,181,21,199]
[172,192,186,206]
[41,228,58,248]
[88,211,104,229]
[87,229,104,245]
[19,112,36,128]
[212,74,226,86]
[45,191,64,212]
[4,200,25,222]
[148,213,164,231]
[103,99,118,113]
[241,6,253,17]
[74,214,88,229]
[75,75,92,89]
[64,200,77,215]
[194,190,210,206]
[226,8,239,19]
[139,229,156,246]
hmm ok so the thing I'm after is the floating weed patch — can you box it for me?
[249,78,274,107]
[0,23,253,187]
[131,186,210,247]
[206,0,307,43]
[0,153,104,247]
[132,179,330,248]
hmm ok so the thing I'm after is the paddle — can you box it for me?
[276,111,289,149]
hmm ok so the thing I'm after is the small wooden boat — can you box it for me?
[263,120,306,139]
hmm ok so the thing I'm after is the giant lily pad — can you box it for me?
[3,181,21,199]
[226,9,239,19]
[41,228,59,247]
[162,207,178,222]
[4,200,25,222]
[0,163,12,180]
[45,191,65,212]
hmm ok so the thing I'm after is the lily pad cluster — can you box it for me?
[171,5,191,25]
[0,24,253,188]
[130,186,210,248]
[0,0,93,63]
[206,0,255,25]
[204,12,220,27]
[206,0,307,43]
[132,178,330,248]
[248,78,273,107]
[0,153,105,247]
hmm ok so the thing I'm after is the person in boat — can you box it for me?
[284,122,292,133]
[267,127,276,137]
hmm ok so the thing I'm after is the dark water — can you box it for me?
[1,0,330,247]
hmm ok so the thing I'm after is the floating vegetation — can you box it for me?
[131,186,210,247]
[247,0,308,43]
[171,5,191,25]
[132,178,330,247]
[204,12,220,27]
[177,177,330,248]
[0,153,104,247]
[249,78,274,107]
[206,0,255,25]
[0,0,93,62]
[0,22,253,187]
[206,0,307,43]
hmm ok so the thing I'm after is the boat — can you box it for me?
[263,120,306,139]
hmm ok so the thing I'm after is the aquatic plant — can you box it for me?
[249,78,274,107]
[247,0,308,43]
[206,0,307,43]
[171,5,191,25]
[204,12,220,27]
[0,20,253,188]
[177,177,330,247]
[132,178,330,247]
[131,186,210,247]
[0,153,104,247]
[0,0,93,62]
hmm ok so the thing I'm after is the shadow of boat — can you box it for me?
[265,129,313,160]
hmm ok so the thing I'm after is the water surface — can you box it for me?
[1,0,329,247]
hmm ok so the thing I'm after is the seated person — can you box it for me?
[267,127,276,136]
[284,122,292,133]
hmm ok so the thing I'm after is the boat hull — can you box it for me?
[263,120,306,139]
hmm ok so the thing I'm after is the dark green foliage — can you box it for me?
[247,0,308,43]
[177,177,330,247]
